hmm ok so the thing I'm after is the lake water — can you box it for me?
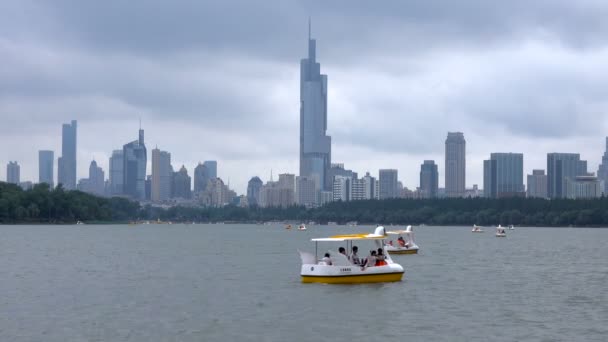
[1,224,607,342]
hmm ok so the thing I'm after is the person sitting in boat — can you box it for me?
[397,236,406,247]
[321,253,332,265]
[349,246,361,265]
[339,247,347,258]
[361,250,377,268]
[387,240,393,246]
[375,248,388,266]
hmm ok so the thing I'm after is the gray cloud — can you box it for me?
[1,0,608,192]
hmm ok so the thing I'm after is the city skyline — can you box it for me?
[2,2,608,193]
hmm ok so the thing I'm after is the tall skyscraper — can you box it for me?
[109,150,124,195]
[527,170,548,198]
[445,132,466,197]
[151,148,172,202]
[419,160,439,198]
[597,137,608,194]
[193,163,208,193]
[247,176,263,206]
[172,165,191,199]
[299,22,332,193]
[483,153,524,198]
[203,161,217,179]
[6,161,20,184]
[547,153,587,199]
[58,120,77,189]
[123,128,147,200]
[38,150,54,187]
[88,160,105,196]
[379,169,399,199]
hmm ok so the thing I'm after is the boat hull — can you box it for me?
[300,263,404,284]
[387,248,418,255]
[301,272,404,284]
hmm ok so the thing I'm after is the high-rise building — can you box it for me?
[299,22,332,192]
[108,150,124,195]
[597,137,608,194]
[193,161,217,193]
[419,160,438,199]
[172,165,191,199]
[58,120,77,189]
[203,161,217,179]
[332,175,352,202]
[527,169,548,198]
[483,153,525,198]
[327,163,357,184]
[259,181,295,208]
[6,161,20,184]
[296,176,317,207]
[145,175,152,201]
[197,177,234,207]
[379,169,398,199]
[547,153,587,199]
[247,176,263,206]
[38,150,54,187]
[445,132,466,197]
[151,148,172,202]
[88,160,105,196]
[566,174,604,199]
[123,128,147,200]
[278,173,296,192]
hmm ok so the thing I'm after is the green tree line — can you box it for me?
[2,181,608,226]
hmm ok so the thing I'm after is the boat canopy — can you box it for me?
[311,233,386,242]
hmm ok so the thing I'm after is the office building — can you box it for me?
[151,148,172,202]
[445,132,466,197]
[379,169,398,199]
[419,160,438,198]
[108,150,124,195]
[332,175,352,202]
[566,175,604,199]
[483,153,525,198]
[296,176,317,207]
[247,176,263,206]
[38,150,54,188]
[123,128,147,200]
[58,120,77,189]
[86,160,105,196]
[597,137,608,194]
[299,22,332,192]
[527,170,548,198]
[547,153,587,199]
[6,161,20,184]
[172,165,191,199]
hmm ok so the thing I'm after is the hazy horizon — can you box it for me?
[2,1,608,193]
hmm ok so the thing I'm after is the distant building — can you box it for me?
[332,175,352,202]
[547,153,587,199]
[259,180,295,208]
[38,150,54,188]
[203,161,217,178]
[296,176,317,207]
[151,148,172,202]
[419,160,438,198]
[278,173,296,193]
[172,165,191,199]
[327,163,357,185]
[445,132,466,197]
[58,120,77,190]
[353,172,378,200]
[465,184,483,198]
[483,153,524,198]
[145,175,151,201]
[7,161,20,184]
[108,150,124,195]
[19,181,33,190]
[123,129,147,200]
[246,176,263,206]
[527,170,548,198]
[319,191,334,206]
[597,137,608,194]
[197,177,234,207]
[379,169,398,199]
[566,174,604,199]
[88,160,105,196]
[300,23,332,193]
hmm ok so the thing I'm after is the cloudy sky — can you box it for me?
[1,0,608,193]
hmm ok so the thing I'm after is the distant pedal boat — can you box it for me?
[385,225,419,254]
